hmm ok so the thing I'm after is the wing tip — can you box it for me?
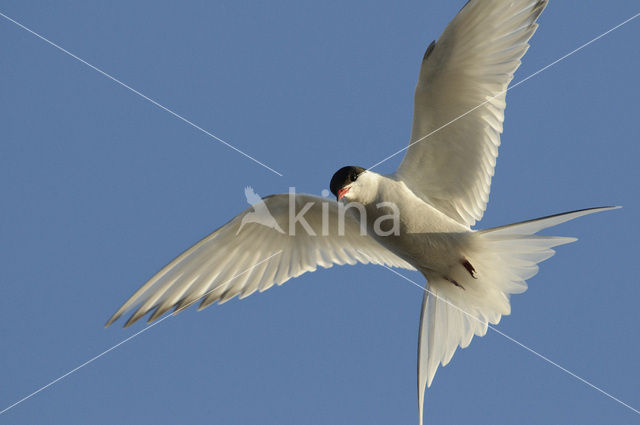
[422,40,436,62]
[123,306,150,328]
[105,309,125,328]
[123,315,137,328]
[104,315,118,328]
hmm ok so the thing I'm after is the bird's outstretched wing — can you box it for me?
[106,193,414,327]
[395,0,547,227]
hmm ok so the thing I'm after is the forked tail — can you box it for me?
[417,206,620,425]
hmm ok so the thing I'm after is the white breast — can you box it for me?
[358,176,473,274]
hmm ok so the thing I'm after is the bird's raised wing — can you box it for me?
[106,193,414,327]
[395,0,547,227]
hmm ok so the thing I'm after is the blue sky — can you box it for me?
[1,1,639,424]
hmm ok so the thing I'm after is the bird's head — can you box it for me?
[329,166,378,204]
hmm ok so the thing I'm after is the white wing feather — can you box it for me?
[395,0,547,227]
[106,193,414,327]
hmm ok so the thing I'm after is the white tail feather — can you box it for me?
[418,206,619,424]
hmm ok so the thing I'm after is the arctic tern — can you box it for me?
[107,0,618,423]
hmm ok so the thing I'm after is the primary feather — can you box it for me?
[396,0,547,227]
[106,194,414,328]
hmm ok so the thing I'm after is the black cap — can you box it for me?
[329,166,366,198]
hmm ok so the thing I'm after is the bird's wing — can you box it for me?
[395,0,547,227]
[106,193,414,327]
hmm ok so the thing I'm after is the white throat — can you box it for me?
[342,170,382,205]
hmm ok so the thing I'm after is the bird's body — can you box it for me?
[349,172,472,275]
[106,1,619,423]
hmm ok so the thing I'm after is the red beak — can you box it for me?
[337,186,350,200]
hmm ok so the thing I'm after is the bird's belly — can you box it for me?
[377,232,471,273]
[361,202,473,274]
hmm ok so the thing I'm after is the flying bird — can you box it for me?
[106,0,618,423]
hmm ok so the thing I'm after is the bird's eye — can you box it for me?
[350,173,358,181]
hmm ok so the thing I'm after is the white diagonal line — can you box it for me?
[368,11,640,172]
[0,314,171,416]
[0,11,284,177]
[381,265,640,416]
[0,250,283,416]
[1,6,638,421]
